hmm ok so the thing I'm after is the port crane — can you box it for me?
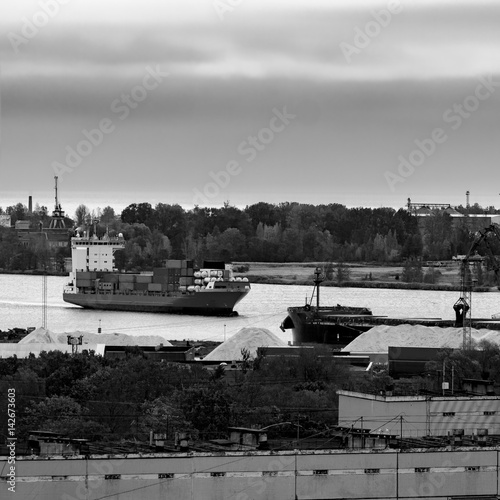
[455,224,500,349]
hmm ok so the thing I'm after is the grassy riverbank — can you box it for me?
[234,261,497,292]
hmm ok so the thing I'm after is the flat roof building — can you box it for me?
[338,390,500,438]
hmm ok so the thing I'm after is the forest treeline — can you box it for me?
[1,201,499,272]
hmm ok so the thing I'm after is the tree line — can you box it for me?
[1,201,499,272]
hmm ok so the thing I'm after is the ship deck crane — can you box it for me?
[454,224,500,349]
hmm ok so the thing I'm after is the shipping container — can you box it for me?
[101,274,119,283]
[135,282,149,291]
[153,268,169,283]
[119,274,136,283]
[166,259,182,269]
[179,277,194,286]
[78,271,97,279]
[136,275,153,284]
[148,283,163,292]
[119,282,135,291]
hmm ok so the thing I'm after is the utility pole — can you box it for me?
[42,271,47,329]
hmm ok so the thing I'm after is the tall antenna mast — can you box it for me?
[49,175,66,229]
[55,176,59,209]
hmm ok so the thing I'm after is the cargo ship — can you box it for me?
[280,268,500,347]
[63,233,250,315]
[280,268,374,347]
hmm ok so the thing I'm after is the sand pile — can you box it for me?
[203,327,285,361]
[19,327,61,343]
[342,324,500,352]
[19,327,170,346]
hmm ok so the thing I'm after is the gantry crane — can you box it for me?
[454,225,500,349]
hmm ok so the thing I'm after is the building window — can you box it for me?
[443,412,455,417]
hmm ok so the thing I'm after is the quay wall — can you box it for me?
[2,447,500,500]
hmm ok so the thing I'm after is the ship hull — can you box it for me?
[63,289,249,316]
[282,306,500,347]
[283,306,373,347]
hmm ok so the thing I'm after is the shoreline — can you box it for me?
[2,263,497,293]
[246,275,498,292]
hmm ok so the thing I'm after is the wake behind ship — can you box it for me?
[63,233,250,316]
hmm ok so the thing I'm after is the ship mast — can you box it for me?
[313,267,323,308]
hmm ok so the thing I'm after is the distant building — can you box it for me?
[407,200,500,233]
[103,344,196,362]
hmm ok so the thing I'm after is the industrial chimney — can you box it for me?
[466,190,470,208]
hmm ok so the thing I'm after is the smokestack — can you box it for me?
[28,195,32,214]
[466,190,470,208]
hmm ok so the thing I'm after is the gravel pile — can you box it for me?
[19,327,170,346]
[203,327,285,361]
[342,324,500,352]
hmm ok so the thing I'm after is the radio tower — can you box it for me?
[49,176,66,229]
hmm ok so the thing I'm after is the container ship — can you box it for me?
[63,233,250,315]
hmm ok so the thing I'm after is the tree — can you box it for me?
[155,203,186,257]
[177,384,235,439]
[6,203,27,224]
[121,202,155,228]
[100,206,116,224]
[336,261,350,283]
[402,258,423,283]
[20,395,108,439]
[74,204,90,227]
[139,396,189,440]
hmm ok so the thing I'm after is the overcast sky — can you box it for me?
[1,0,500,216]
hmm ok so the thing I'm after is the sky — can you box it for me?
[1,0,500,217]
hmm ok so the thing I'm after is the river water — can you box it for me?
[1,274,500,343]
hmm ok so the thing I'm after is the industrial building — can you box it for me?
[5,446,500,499]
[338,389,500,438]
